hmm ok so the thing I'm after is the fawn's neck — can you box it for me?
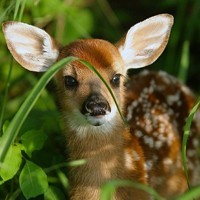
[66,122,148,200]
[66,122,125,199]
[67,122,126,175]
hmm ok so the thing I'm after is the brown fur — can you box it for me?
[55,41,200,199]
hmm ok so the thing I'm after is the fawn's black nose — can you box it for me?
[81,94,111,116]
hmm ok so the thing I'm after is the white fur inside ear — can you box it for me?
[3,21,59,72]
[118,14,174,69]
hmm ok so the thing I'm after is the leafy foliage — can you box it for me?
[19,160,48,199]
[0,143,22,184]
[21,130,48,158]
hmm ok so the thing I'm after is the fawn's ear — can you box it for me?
[2,21,59,72]
[117,14,174,69]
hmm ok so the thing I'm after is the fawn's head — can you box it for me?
[3,14,173,134]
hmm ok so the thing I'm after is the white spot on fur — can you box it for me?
[135,130,143,138]
[132,150,140,161]
[126,101,138,121]
[155,140,163,149]
[192,139,199,148]
[167,92,181,106]
[143,135,154,148]
[146,160,153,171]
[187,150,196,157]
[163,158,173,165]
[125,153,133,170]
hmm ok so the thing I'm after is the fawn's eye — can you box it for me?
[64,76,78,90]
[111,74,121,87]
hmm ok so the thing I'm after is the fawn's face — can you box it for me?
[56,39,126,127]
[2,14,173,132]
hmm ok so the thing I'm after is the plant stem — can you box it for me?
[0,57,13,135]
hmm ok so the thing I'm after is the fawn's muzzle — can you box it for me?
[82,94,111,116]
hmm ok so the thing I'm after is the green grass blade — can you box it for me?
[0,0,15,23]
[13,0,21,20]
[0,57,13,135]
[97,0,121,28]
[44,159,87,173]
[178,40,190,83]
[0,0,27,134]
[174,185,200,200]
[100,180,164,200]
[18,0,27,21]
[0,57,77,164]
[182,96,200,190]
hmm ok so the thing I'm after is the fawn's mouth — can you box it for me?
[85,111,111,126]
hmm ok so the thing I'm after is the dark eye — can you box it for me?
[64,76,78,90]
[111,74,121,87]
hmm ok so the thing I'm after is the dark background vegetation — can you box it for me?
[0,0,200,199]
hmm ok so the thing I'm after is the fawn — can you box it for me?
[3,14,200,200]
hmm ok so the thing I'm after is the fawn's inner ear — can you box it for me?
[3,15,173,72]
[2,21,60,72]
[117,14,174,69]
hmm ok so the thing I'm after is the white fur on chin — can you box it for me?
[64,106,121,137]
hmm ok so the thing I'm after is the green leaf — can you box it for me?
[44,186,65,200]
[0,143,22,184]
[21,130,48,157]
[19,160,48,199]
